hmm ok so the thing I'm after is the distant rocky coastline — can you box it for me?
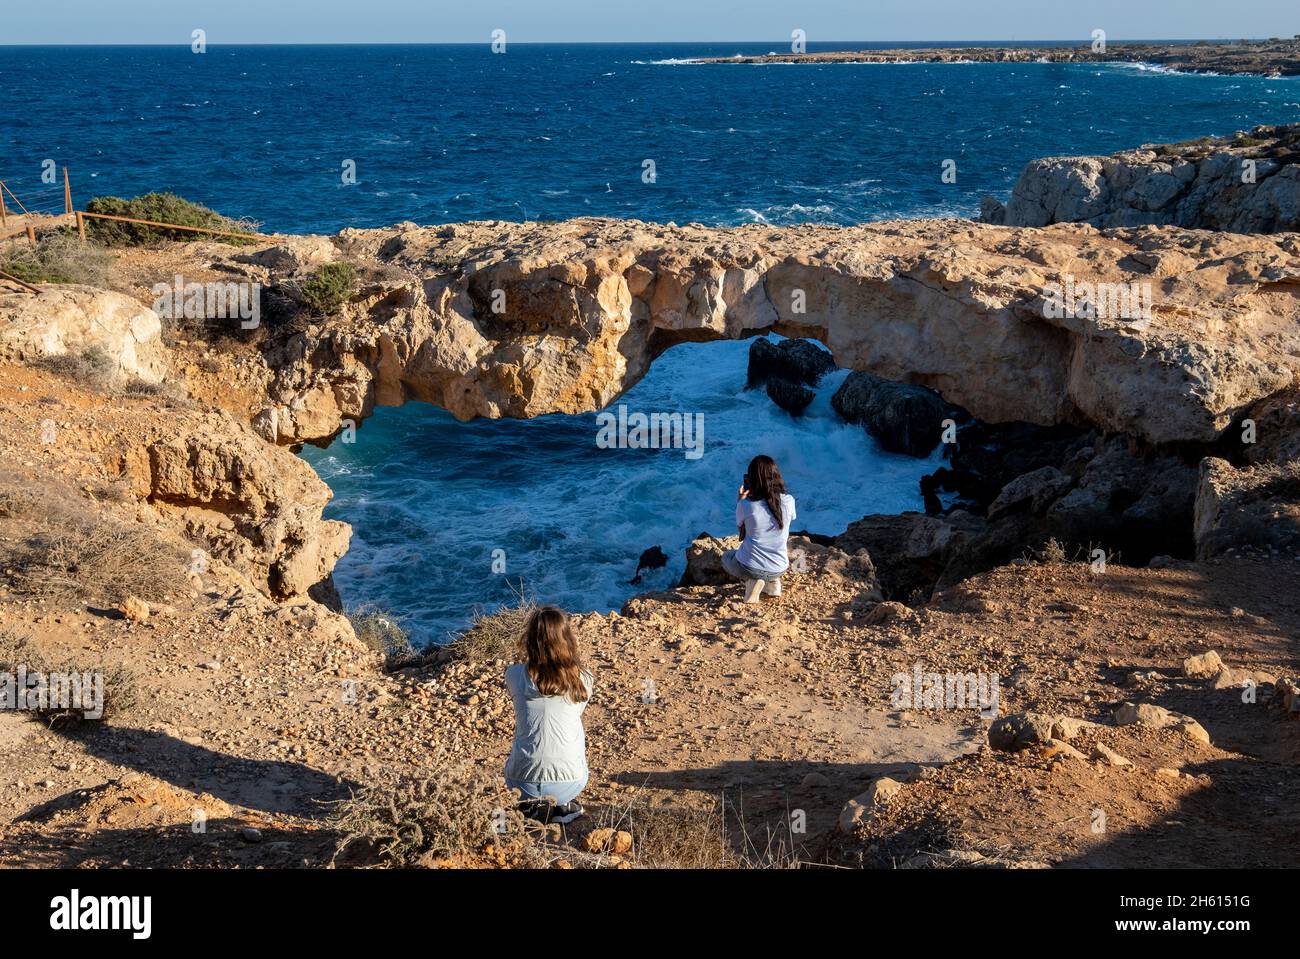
[693,38,1300,76]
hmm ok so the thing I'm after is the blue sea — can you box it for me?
[3,44,1295,641]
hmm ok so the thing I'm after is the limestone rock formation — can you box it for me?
[128,409,350,600]
[1194,456,1300,561]
[0,287,169,384]
[679,532,878,595]
[983,124,1300,232]
[194,217,1300,449]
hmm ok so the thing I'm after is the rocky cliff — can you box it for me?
[982,124,1300,233]
[193,218,1300,453]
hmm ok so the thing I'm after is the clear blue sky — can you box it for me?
[2,0,1295,44]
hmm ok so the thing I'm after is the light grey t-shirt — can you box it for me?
[503,663,593,784]
[735,493,796,575]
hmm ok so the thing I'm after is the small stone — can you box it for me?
[1177,720,1211,746]
[837,777,904,832]
[1041,738,1087,761]
[1182,650,1224,679]
[988,712,1056,751]
[801,772,829,789]
[1113,702,1174,728]
[120,596,150,623]
[241,827,263,843]
[1091,742,1133,766]
[583,828,632,855]
[1051,716,1100,741]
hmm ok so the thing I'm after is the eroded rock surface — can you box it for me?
[0,287,169,384]
[190,217,1300,449]
[983,124,1300,233]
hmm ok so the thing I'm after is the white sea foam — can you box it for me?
[304,336,939,643]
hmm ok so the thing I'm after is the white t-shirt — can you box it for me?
[735,493,796,575]
[503,663,593,784]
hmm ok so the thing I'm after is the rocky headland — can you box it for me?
[982,124,1300,233]
[1,131,1299,868]
[692,38,1300,76]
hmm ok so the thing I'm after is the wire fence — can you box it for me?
[0,168,75,241]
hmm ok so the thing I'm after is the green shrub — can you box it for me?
[299,262,356,315]
[349,606,418,669]
[0,232,114,286]
[83,193,257,246]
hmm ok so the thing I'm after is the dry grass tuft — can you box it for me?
[348,605,419,670]
[5,519,189,605]
[0,232,115,286]
[30,346,120,393]
[448,592,535,664]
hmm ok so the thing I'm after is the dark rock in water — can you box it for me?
[926,420,1093,511]
[831,372,955,457]
[765,378,815,416]
[746,337,836,389]
[628,545,668,585]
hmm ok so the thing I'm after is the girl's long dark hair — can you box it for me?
[518,606,589,703]
[745,455,788,530]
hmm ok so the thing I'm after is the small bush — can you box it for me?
[1033,537,1068,564]
[0,629,139,725]
[299,262,356,315]
[0,233,114,286]
[349,606,418,670]
[0,488,32,518]
[31,346,120,393]
[84,193,257,247]
[332,760,536,867]
[448,594,536,664]
[5,520,189,605]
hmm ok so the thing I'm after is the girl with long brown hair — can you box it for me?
[723,454,797,602]
[503,605,593,823]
